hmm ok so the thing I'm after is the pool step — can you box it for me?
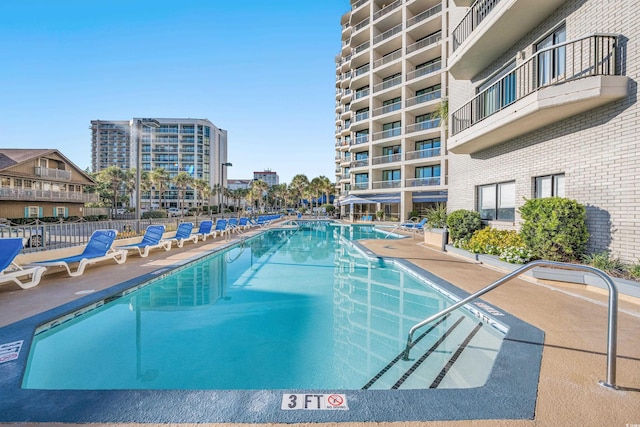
[363,314,490,390]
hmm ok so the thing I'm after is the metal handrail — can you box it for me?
[402,260,619,389]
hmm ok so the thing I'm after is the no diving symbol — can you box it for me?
[327,394,344,407]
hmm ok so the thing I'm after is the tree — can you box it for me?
[98,166,126,213]
[192,179,210,215]
[290,174,309,209]
[251,179,269,213]
[151,168,170,210]
[173,172,193,216]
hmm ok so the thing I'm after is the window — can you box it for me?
[535,174,565,198]
[27,206,40,218]
[382,169,401,182]
[478,181,515,221]
[477,60,516,117]
[416,165,440,178]
[1,178,10,187]
[382,121,401,138]
[536,25,566,86]
[355,151,368,160]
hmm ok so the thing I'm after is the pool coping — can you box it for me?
[0,231,544,424]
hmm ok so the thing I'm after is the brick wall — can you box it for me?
[447,0,640,262]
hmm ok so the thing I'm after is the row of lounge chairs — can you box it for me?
[0,216,273,290]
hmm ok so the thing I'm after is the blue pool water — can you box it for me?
[22,222,505,390]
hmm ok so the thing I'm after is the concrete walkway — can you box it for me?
[0,229,639,426]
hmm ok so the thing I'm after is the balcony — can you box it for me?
[374,49,402,69]
[449,0,567,79]
[406,118,440,133]
[373,0,403,21]
[449,34,629,154]
[353,17,370,33]
[34,167,71,181]
[354,182,369,190]
[354,110,370,122]
[351,158,370,168]
[354,134,370,145]
[373,128,401,141]
[406,147,441,160]
[373,23,402,45]
[406,89,441,108]
[373,75,402,93]
[372,179,402,190]
[407,3,442,28]
[406,60,441,82]
[407,31,441,55]
[406,177,441,187]
[373,100,402,116]
[372,153,402,165]
[0,187,99,203]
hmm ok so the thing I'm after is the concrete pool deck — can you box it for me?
[0,224,639,426]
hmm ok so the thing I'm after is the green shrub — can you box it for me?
[581,251,627,278]
[466,227,523,255]
[142,210,166,219]
[424,202,448,228]
[408,210,419,220]
[628,263,640,280]
[446,209,482,246]
[518,197,589,262]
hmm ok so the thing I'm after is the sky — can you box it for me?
[0,0,351,184]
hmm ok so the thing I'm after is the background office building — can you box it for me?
[335,0,448,221]
[91,118,228,210]
[446,0,637,261]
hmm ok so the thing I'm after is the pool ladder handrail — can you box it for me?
[402,260,620,389]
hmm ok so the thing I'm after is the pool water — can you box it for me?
[22,223,505,390]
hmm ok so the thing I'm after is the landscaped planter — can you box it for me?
[444,244,640,298]
[424,228,448,249]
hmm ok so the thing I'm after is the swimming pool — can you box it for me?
[0,222,543,423]
[23,222,504,390]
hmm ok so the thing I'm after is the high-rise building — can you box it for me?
[334,0,448,221]
[336,0,638,261]
[253,170,279,187]
[446,0,636,261]
[90,118,228,209]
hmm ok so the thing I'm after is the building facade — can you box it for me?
[335,0,449,221]
[0,149,98,220]
[91,118,228,210]
[446,0,637,261]
[253,170,279,187]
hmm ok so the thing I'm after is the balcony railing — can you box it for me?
[34,167,71,181]
[0,187,99,203]
[354,111,370,122]
[407,3,442,28]
[451,34,619,135]
[373,75,402,92]
[372,179,402,189]
[354,182,369,190]
[373,127,402,141]
[352,0,368,10]
[406,147,441,160]
[372,153,402,165]
[355,63,370,77]
[374,23,403,45]
[373,0,403,21]
[355,88,370,99]
[352,41,370,55]
[406,60,441,81]
[374,49,402,68]
[354,134,370,145]
[452,0,502,52]
[406,89,441,107]
[407,31,442,54]
[406,177,441,187]
[406,118,441,133]
[353,17,370,32]
[373,100,402,116]
[352,159,370,168]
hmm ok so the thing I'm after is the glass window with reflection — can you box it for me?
[478,181,515,221]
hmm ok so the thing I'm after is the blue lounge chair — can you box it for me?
[400,218,428,232]
[30,229,127,277]
[238,217,249,230]
[116,225,171,257]
[0,238,47,289]
[190,220,215,241]
[227,218,240,233]
[162,223,198,248]
[211,219,228,238]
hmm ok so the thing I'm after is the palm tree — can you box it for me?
[290,174,309,210]
[309,177,324,213]
[139,171,153,211]
[151,168,170,210]
[251,179,269,213]
[173,172,193,216]
[192,179,210,215]
[318,175,335,207]
[98,166,126,213]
